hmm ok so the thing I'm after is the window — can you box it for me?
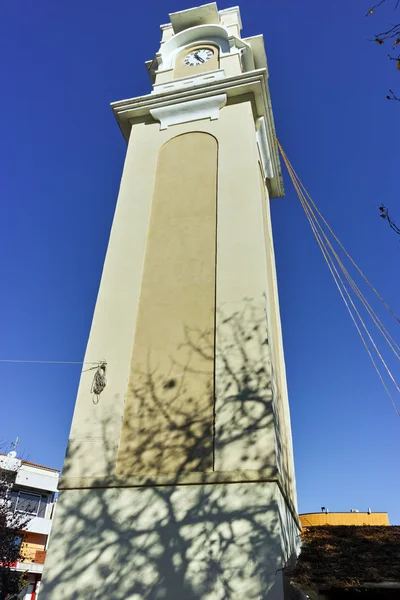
[9,491,48,517]
[16,492,40,515]
[9,490,18,512]
[38,495,47,518]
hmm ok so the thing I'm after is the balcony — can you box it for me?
[17,549,46,573]
[16,466,58,493]
[20,548,47,564]
[15,560,44,574]
[25,516,52,535]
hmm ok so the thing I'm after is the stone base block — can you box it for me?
[40,481,299,600]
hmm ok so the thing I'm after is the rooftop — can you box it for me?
[300,511,390,531]
[0,453,59,473]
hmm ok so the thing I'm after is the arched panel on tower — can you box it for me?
[116,132,218,478]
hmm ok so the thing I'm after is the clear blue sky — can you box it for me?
[1,1,399,522]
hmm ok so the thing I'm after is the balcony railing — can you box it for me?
[19,548,47,564]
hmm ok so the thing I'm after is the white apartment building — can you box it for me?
[0,451,59,599]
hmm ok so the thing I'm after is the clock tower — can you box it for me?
[41,4,300,599]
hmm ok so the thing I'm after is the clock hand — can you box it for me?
[194,52,205,63]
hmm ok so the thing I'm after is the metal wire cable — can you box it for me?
[0,358,108,402]
[277,139,400,325]
[277,139,400,417]
[292,174,400,359]
[0,359,99,365]
[300,183,400,414]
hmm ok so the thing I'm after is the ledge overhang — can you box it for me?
[169,3,220,34]
[59,467,301,531]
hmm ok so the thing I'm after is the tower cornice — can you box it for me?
[111,68,284,198]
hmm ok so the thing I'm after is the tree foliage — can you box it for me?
[0,460,30,598]
[288,525,400,594]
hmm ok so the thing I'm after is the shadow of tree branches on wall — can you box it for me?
[116,324,215,478]
[40,301,300,600]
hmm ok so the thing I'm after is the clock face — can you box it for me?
[184,48,214,67]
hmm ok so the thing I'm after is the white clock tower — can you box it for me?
[41,4,300,599]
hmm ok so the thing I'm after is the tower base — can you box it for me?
[40,481,299,600]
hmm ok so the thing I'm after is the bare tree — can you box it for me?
[366,0,400,100]
[379,204,400,236]
[366,3,400,235]
[0,451,30,598]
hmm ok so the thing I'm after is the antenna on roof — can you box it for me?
[11,437,19,452]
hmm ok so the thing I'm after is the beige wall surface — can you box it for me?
[40,481,298,600]
[62,98,296,511]
[220,53,242,77]
[62,119,160,480]
[63,90,296,506]
[258,164,296,506]
[214,99,278,479]
[117,133,218,477]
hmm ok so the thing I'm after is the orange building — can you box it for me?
[300,510,389,531]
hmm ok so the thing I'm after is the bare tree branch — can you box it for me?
[387,88,400,99]
[379,205,400,236]
[366,0,388,17]
[365,0,400,98]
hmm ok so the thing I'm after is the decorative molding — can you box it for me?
[111,69,284,197]
[159,24,231,69]
[256,116,274,180]
[152,69,226,95]
[169,4,220,35]
[150,93,227,129]
[59,467,280,490]
[219,6,243,31]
